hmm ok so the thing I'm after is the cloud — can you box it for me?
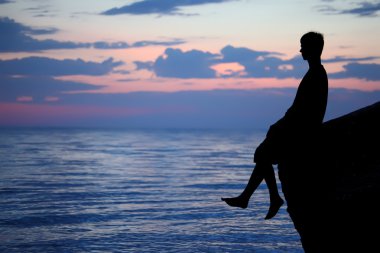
[16,96,33,102]
[0,56,120,103]
[92,39,185,50]
[220,45,306,79]
[316,5,338,15]
[0,75,103,103]
[134,61,154,71]
[330,63,380,81]
[92,41,130,49]
[0,57,123,76]
[0,17,186,52]
[0,0,12,4]
[154,48,219,78]
[317,1,380,17]
[0,16,57,35]
[218,46,377,79]
[220,45,280,62]
[323,56,379,63]
[0,17,91,52]
[101,0,233,16]
[92,39,185,49]
[151,46,306,79]
[131,39,186,47]
[341,1,380,17]
[151,45,380,80]
[24,5,58,18]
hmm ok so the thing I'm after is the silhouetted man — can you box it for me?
[222,31,328,252]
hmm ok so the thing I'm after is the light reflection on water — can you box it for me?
[0,128,303,252]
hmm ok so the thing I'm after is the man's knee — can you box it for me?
[254,142,271,163]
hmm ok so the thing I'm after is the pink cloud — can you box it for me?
[211,62,246,77]
[329,78,380,91]
[16,96,33,102]
[57,74,301,94]
[59,73,380,94]
[44,96,60,102]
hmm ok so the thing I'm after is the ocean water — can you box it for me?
[0,128,303,253]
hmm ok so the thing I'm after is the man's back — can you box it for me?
[285,65,328,129]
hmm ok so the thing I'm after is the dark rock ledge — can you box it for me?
[280,101,380,252]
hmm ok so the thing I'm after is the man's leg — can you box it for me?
[221,162,268,209]
[263,164,284,219]
[222,139,283,218]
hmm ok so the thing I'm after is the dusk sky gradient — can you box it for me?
[1,0,380,128]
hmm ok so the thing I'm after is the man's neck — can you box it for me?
[308,58,322,69]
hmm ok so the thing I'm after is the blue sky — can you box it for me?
[1,0,380,128]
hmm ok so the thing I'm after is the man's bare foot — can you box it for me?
[265,197,284,220]
[221,196,249,209]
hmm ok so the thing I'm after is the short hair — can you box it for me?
[301,32,324,57]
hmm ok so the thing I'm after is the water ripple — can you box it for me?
[0,128,303,252]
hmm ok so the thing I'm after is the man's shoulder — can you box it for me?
[310,65,328,78]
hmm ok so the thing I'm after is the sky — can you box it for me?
[1,0,380,129]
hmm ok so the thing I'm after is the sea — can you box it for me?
[0,128,303,253]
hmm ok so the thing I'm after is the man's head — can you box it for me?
[300,32,324,60]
